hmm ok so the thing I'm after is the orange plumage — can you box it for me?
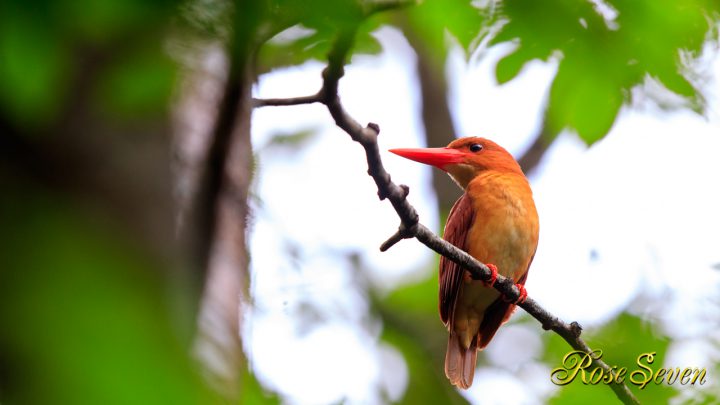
[390,137,539,389]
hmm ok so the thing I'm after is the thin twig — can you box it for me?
[253,93,322,107]
[254,28,641,405]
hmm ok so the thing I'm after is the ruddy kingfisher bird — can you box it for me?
[390,137,539,389]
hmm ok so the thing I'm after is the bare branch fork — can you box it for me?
[254,29,640,405]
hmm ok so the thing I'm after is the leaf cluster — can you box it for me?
[490,0,718,143]
[255,0,719,144]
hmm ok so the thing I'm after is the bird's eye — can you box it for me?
[469,144,483,152]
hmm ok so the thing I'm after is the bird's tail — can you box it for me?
[444,331,478,389]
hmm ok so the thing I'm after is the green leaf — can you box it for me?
[260,28,332,70]
[495,42,543,84]
[257,1,364,70]
[407,0,485,58]
[259,18,382,71]
[546,49,624,144]
[489,0,602,66]
[610,0,710,106]
[487,0,719,144]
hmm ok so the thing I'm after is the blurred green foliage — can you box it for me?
[258,0,382,72]
[260,129,320,151]
[0,189,214,405]
[377,266,467,404]
[0,7,70,128]
[0,0,216,403]
[405,0,486,58]
[96,45,177,119]
[544,313,674,404]
[0,0,177,129]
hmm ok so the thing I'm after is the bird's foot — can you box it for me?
[502,283,527,304]
[482,263,498,287]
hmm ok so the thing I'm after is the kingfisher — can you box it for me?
[390,137,539,388]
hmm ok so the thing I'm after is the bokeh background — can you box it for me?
[1,0,719,404]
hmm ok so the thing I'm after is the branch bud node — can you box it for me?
[570,321,583,337]
[367,122,380,134]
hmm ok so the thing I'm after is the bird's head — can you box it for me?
[390,137,524,189]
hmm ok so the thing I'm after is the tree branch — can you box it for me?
[253,93,321,107]
[254,29,641,405]
[191,1,265,399]
[517,125,553,176]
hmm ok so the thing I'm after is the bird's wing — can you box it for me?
[439,192,474,326]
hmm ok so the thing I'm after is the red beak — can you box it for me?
[389,147,466,171]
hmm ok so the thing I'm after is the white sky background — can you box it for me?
[248,26,720,404]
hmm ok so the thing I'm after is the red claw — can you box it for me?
[503,283,527,304]
[516,284,528,304]
[483,263,498,287]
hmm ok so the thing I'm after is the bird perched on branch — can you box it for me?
[390,137,539,389]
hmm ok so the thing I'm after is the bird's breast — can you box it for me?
[465,173,539,280]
